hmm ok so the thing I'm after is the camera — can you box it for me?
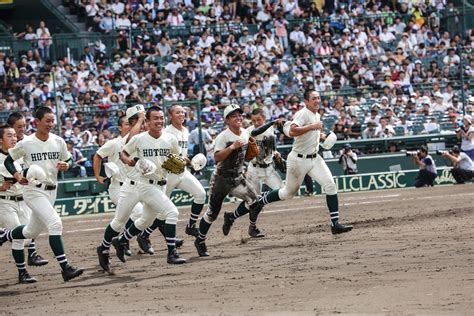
[405,150,419,157]
[436,150,451,155]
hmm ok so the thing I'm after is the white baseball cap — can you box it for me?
[126,104,145,119]
[27,165,47,184]
[191,153,207,171]
[104,162,119,178]
[223,104,243,119]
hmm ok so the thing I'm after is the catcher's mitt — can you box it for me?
[273,156,287,173]
[245,136,260,161]
[162,153,186,174]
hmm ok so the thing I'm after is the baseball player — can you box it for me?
[0,125,47,284]
[108,106,186,265]
[136,104,206,253]
[257,90,353,234]
[7,112,49,267]
[0,107,84,282]
[194,104,264,257]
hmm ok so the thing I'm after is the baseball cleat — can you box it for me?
[111,237,127,262]
[124,239,132,257]
[28,254,49,266]
[137,235,154,255]
[331,223,353,235]
[61,264,84,282]
[18,271,37,284]
[175,238,184,249]
[167,249,186,264]
[222,212,234,236]
[185,225,199,237]
[97,246,111,272]
[248,226,265,238]
[194,239,209,257]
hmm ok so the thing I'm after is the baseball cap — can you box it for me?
[126,104,145,119]
[223,104,243,119]
[343,143,352,149]
[434,91,444,99]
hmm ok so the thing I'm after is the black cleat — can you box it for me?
[248,226,265,238]
[111,237,127,262]
[137,235,154,255]
[18,271,37,284]
[222,212,234,236]
[185,225,199,237]
[97,246,111,272]
[124,239,132,257]
[28,254,49,266]
[61,264,84,282]
[175,238,184,249]
[194,239,209,257]
[331,223,353,235]
[167,249,186,264]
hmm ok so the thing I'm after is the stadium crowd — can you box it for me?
[2,0,474,171]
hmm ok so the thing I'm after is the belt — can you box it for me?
[296,153,318,159]
[36,183,57,190]
[129,179,167,186]
[252,162,271,168]
[0,195,24,202]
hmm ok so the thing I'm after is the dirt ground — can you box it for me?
[0,185,473,315]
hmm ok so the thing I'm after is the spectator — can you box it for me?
[442,146,474,184]
[338,144,358,175]
[66,139,87,177]
[456,115,474,160]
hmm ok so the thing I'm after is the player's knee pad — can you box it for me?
[323,182,337,195]
[110,218,127,233]
[203,209,217,223]
[193,187,207,205]
[46,219,63,236]
[164,208,179,225]
[278,187,297,201]
[12,239,24,250]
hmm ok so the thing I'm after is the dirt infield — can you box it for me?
[1,185,473,315]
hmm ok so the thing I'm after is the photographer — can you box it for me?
[412,145,437,187]
[338,144,358,175]
[456,115,474,160]
[441,146,474,184]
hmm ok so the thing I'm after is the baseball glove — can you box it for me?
[273,156,287,173]
[162,153,186,174]
[245,137,260,161]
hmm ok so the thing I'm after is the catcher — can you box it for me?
[194,104,265,257]
[109,106,186,265]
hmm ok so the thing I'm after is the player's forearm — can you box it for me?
[92,154,103,179]
[289,124,314,137]
[214,146,234,162]
[251,121,274,137]
[4,155,18,177]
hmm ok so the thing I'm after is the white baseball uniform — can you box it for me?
[0,153,32,250]
[246,124,283,194]
[8,133,71,238]
[96,134,143,222]
[110,131,179,233]
[277,106,336,200]
[164,125,206,206]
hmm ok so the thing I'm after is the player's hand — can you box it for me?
[96,176,107,184]
[14,173,28,185]
[57,161,69,171]
[1,181,12,190]
[230,140,243,150]
[137,111,145,121]
[274,151,281,160]
[274,118,284,127]
[311,122,323,130]
[127,158,137,167]
[320,132,327,140]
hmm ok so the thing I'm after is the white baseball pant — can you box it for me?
[0,199,32,250]
[109,182,143,222]
[21,186,63,238]
[247,164,283,194]
[110,180,178,232]
[278,151,337,200]
[165,169,206,204]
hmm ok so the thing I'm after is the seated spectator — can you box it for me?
[374,117,395,138]
[66,139,87,177]
[362,121,378,139]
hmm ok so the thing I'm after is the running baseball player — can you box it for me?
[0,106,84,282]
[101,106,186,266]
[257,90,353,234]
[0,125,47,284]
[194,104,264,257]
[136,104,206,253]
[7,112,49,267]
